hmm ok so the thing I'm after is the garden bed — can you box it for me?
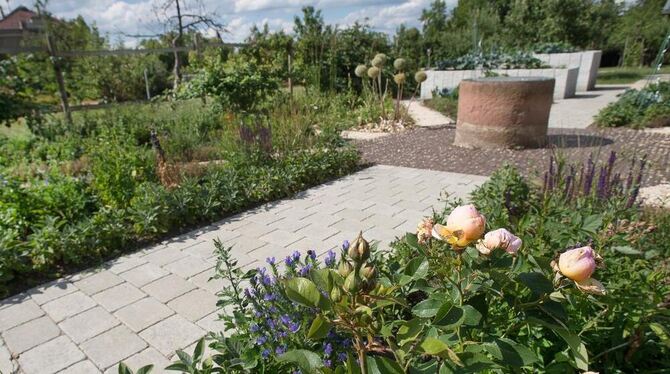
[0,94,370,297]
[595,81,670,129]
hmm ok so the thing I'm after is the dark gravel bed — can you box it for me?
[355,127,670,187]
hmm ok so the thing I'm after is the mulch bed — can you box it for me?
[355,126,670,187]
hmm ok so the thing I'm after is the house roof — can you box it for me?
[0,6,38,30]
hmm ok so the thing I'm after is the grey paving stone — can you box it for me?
[334,208,373,221]
[114,297,174,332]
[139,315,205,356]
[163,255,213,279]
[0,343,14,374]
[199,228,242,244]
[279,206,317,221]
[120,263,170,288]
[247,211,284,225]
[2,316,60,354]
[74,270,124,296]
[363,214,408,231]
[331,218,375,233]
[80,325,147,370]
[296,223,340,241]
[268,217,311,232]
[18,335,85,374]
[59,306,120,344]
[305,202,345,215]
[196,311,224,332]
[0,299,44,330]
[167,289,217,322]
[143,245,188,266]
[58,360,102,374]
[223,235,268,254]
[29,279,77,305]
[93,283,146,312]
[42,291,97,322]
[183,240,218,259]
[189,268,226,293]
[104,347,171,374]
[105,255,148,275]
[142,274,196,303]
[259,229,304,247]
[363,202,406,217]
[232,221,276,238]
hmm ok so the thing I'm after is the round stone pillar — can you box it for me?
[455,77,554,148]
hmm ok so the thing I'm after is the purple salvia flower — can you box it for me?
[275,345,287,355]
[307,250,317,261]
[288,321,300,333]
[299,264,312,276]
[292,250,301,261]
[596,166,607,200]
[250,324,259,332]
[342,240,350,251]
[262,349,270,358]
[263,293,277,302]
[266,257,276,265]
[325,249,336,267]
[338,352,347,362]
[285,255,295,267]
[324,360,332,368]
[280,315,292,325]
[256,336,268,345]
[324,343,333,356]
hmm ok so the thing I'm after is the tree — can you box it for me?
[421,0,449,64]
[151,0,225,88]
[611,0,670,66]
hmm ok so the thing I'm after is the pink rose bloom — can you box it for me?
[476,228,522,255]
[558,246,596,282]
[445,204,486,247]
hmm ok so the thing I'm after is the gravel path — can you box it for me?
[356,127,670,187]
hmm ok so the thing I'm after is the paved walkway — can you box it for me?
[548,84,629,129]
[402,100,454,128]
[0,165,487,374]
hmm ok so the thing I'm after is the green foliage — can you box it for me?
[436,51,545,70]
[595,82,670,128]
[182,55,279,112]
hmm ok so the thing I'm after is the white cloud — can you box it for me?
[3,0,444,43]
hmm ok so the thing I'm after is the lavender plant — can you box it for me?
[541,151,647,209]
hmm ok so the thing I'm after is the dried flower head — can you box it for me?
[354,64,368,78]
[393,58,407,71]
[414,70,427,83]
[393,73,406,85]
[367,66,381,79]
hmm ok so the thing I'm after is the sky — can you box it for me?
[3,0,458,46]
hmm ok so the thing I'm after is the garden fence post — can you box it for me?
[144,68,151,100]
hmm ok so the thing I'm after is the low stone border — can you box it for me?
[340,130,391,141]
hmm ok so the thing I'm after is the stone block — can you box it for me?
[167,289,217,322]
[59,306,120,343]
[18,335,85,374]
[114,297,174,332]
[42,291,96,322]
[80,325,147,370]
[2,316,60,354]
[142,274,196,303]
[93,283,145,312]
[139,315,204,356]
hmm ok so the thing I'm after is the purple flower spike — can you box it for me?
[266,256,276,265]
[307,250,317,260]
[325,249,336,267]
[280,315,292,325]
[324,343,333,356]
[292,250,301,261]
[262,349,270,358]
[342,240,350,251]
[338,352,347,362]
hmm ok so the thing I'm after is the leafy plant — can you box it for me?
[595,82,670,129]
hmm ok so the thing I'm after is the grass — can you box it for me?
[423,96,458,119]
[596,66,670,85]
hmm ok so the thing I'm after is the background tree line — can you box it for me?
[1,0,668,114]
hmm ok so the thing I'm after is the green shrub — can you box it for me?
[596,82,670,128]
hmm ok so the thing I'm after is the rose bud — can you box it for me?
[476,228,522,255]
[348,232,370,262]
[558,246,596,282]
[360,264,376,280]
[338,260,353,277]
[575,278,607,296]
[344,272,359,293]
[441,204,486,247]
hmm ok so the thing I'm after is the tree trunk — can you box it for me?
[172,0,184,89]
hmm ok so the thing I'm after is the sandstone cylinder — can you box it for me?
[455,77,554,149]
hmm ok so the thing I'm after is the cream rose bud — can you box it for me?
[575,278,607,295]
[477,228,522,255]
[446,204,486,247]
[558,246,596,282]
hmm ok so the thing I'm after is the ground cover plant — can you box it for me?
[436,51,546,71]
[595,81,670,129]
[122,152,670,373]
